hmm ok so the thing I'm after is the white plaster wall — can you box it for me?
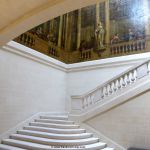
[1,41,150,137]
[86,90,150,149]
[67,52,150,97]
[67,65,132,96]
[0,48,67,134]
[66,64,135,112]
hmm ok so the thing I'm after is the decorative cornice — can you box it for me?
[2,41,150,73]
[2,41,67,72]
[67,54,150,72]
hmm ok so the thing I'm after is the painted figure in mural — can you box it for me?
[128,29,135,41]
[111,33,120,44]
[95,22,105,50]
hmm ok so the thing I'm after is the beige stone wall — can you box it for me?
[86,90,150,149]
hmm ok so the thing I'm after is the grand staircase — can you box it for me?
[0,114,114,150]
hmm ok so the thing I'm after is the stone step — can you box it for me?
[2,139,107,150]
[17,129,92,140]
[40,115,68,120]
[0,144,25,150]
[29,122,79,129]
[24,125,86,134]
[102,147,115,150]
[10,134,99,146]
[35,118,74,124]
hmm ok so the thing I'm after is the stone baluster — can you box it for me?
[117,78,121,89]
[122,45,124,52]
[110,82,115,93]
[87,95,92,105]
[99,88,103,101]
[102,86,107,98]
[90,93,95,105]
[123,74,128,86]
[114,79,119,91]
[25,35,27,43]
[141,41,144,49]
[20,34,23,41]
[120,77,125,88]
[124,45,126,53]
[132,70,137,82]
[106,84,111,95]
[143,41,146,49]
[137,42,139,50]
[129,44,132,51]
[108,83,112,94]
[22,34,25,43]
[128,72,134,83]
[82,97,87,109]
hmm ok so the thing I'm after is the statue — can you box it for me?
[95,22,105,50]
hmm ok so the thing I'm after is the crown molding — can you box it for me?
[2,41,150,73]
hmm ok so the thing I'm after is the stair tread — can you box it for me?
[102,147,115,150]
[29,122,79,129]
[35,118,74,124]
[40,115,68,120]
[0,143,25,150]
[10,134,99,145]
[17,129,92,139]
[2,139,106,150]
[24,125,86,134]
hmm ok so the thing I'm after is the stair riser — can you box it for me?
[0,144,25,150]
[2,141,44,150]
[40,116,68,121]
[24,126,86,134]
[35,119,74,124]
[29,123,79,129]
[17,131,92,140]
[10,135,99,146]
[2,140,106,150]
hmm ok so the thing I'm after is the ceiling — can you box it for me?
[0,0,104,46]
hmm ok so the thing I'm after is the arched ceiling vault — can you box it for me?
[0,0,104,46]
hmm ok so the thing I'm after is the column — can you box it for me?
[65,13,69,50]
[105,0,110,45]
[50,19,54,32]
[67,13,73,50]
[43,22,49,32]
[58,15,63,48]
[77,9,81,50]
[143,0,150,38]
[96,3,100,26]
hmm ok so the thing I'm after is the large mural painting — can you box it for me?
[14,0,150,63]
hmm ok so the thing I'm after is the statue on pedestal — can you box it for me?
[95,22,105,50]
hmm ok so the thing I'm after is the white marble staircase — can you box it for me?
[0,114,114,150]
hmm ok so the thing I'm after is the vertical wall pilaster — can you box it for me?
[58,16,63,48]
[77,9,81,50]
[143,0,150,39]
[50,19,54,32]
[105,0,110,45]
[96,3,100,26]
[65,13,69,50]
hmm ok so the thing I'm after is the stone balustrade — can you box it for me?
[48,41,59,58]
[15,32,61,58]
[110,39,146,56]
[16,32,35,47]
[71,60,150,111]
[80,49,93,61]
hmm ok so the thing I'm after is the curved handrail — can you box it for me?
[71,59,150,111]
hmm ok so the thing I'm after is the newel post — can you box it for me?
[71,96,83,113]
